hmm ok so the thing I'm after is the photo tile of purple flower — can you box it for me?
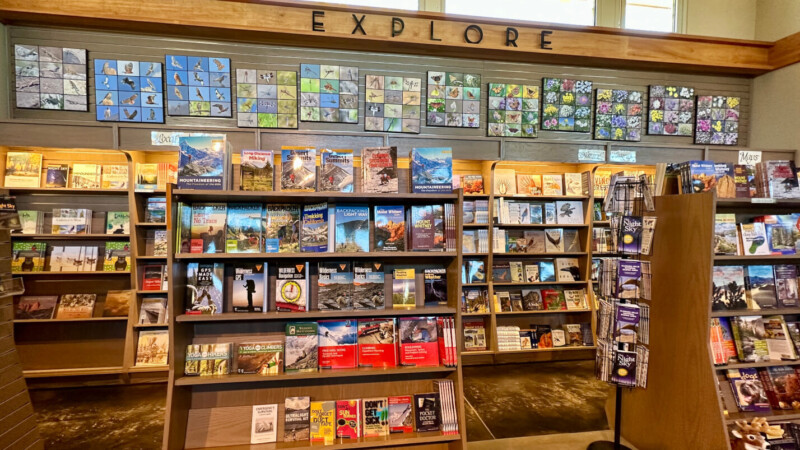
[594,88,644,142]
[647,85,694,136]
[542,77,592,132]
[694,95,740,146]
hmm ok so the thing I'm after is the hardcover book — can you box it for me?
[185,262,223,314]
[106,211,130,235]
[542,174,564,196]
[334,205,369,252]
[361,147,398,193]
[362,398,389,437]
[237,342,282,375]
[276,262,309,312]
[319,149,354,192]
[280,147,316,192]
[135,330,169,366]
[55,293,96,319]
[101,164,129,189]
[374,205,405,251]
[184,343,232,376]
[4,152,42,187]
[398,316,439,366]
[15,296,57,320]
[240,149,274,191]
[231,262,267,312]
[263,204,300,253]
[45,164,69,188]
[414,393,441,432]
[300,203,328,253]
[494,169,517,195]
[135,163,159,190]
[353,262,385,309]
[51,208,91,234]
[336,400,361,439]
[542,288,566,311]
[225,203,262,253]
[545,228,564,253]
[357,318,397,368]
[103,241,131,272]
[388,396,413,433]
[463,174,484,194]
[410,147,453,194]
[555,201,584,225]
[285,322,318,373]
[521,289,544,311]
[284,396,311,441]
[178,135,227,190]
[251,404,278,444]
[318,319,357,369]
[516,174,542,195]
[564,289,586,310]
[564,173,583,196]
[392,268,416,309]
[190,203,227,253]
[424,268,447,306]
[556,258,581,282]
[318,261,353,310]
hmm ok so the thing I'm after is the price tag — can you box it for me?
[578,149,605,162]
[609,150,636,163]
[738,150,762,165]
[751,198,776,204]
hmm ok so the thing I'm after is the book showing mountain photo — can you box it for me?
[281,148,316,192]
[746,265,778,309]
[319,149,353,192]
[410,147,453,194]
[177,135,227,190]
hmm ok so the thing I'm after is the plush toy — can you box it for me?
[730,418,783,450]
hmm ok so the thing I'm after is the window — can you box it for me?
[624,0,675,32]
[294,0,418,10]
[445,0,594,26]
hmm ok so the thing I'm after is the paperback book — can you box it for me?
[374,205,405,251]
[424,268,447,306]
[410,147,453,194]
[392,268,416,309]
[103,241,131,272]
[231,262,267,312]
[300,203,328,253]
[237,342,282,375]
[284,396,311,441]
[317,261,353,310]
[388,396,413,433]
[319,149,353,192]
[135,330,168,366]
[285,323,318,373]
[414,393,441,432]
[353,262,385,309]
[361,147,398,193]
[45,164,69,188]
[318,319,357,369]
[101,164,129,189]
[185,262,223,314]
[334,205,369,252]
[280,147,316,192]
[190,203,227,253]
[70,163,101,189]
[55,294,96,319]
[177,135,227,190]
[15,296,57,320]
[276,262,309,312]
[106,211,130,235]
[263,204,300,253]
[251,404,278,444]
[398,317,439,366]
[310,401,336,443]
[225,203,262,253]
[357,318,397,368]
[335,400,361,439]
[240,149,274,191]
[362,398,389,437]
[4,152,42,187]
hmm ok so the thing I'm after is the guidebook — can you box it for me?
[280,147,316,192]
[240,149,274,191]
[319,149,353,192]
[177,135,228,190]
[374,205,405,252]
[231,262,267,312]
[225,203,262,253]
[361,146,398,193]
[263,204,300,253]
[334,205,369,252]
[317,261,353,310]
[300,203,328,253]
[185,262,224,314]
[410,147,453,194]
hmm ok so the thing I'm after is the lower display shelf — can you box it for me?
[176,307,457,322]
[496,346,597,355]
[23,366,125,378]
[715,360,799,370]
[127,365,169,373]
[712,308,800,317]
[725,410,800,424]
[14,317,128,323]
[198,431,461,450]
[495,309,592,315]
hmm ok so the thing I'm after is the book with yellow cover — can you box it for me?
[4,152,42,187]
[392,268,416,309]
[101,164,129,189]
[71,163,101,188]
[309,400,336,443]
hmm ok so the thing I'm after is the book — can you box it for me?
[463,174,484,194]
[285,322,318,372]
[564,289,586,310]
[353,262,385,309]
[361,147,398,193]
[362,398,389,437]
[542,174,564,196]
[231,262,267,312]
[538,261,555,282]
[251,404,278,444]
[739,223,770,256]
[463,318,488,351]
[11,242,46,272]
[494,169,517,195]
[151,230,168,256]
[300,203,328,253]
[392,268,416,309]
[240,149,274,191]
[284,396,311,441]
[462,288,488,313]
[763,315,798,360]
[714,213,740,255]
[611,350,637,387]
[564,173,583,196]
[357,318,397,367]
[17,210,43,234]
[374,205,405,252]
[492,262,511,282]
[563,229,581,253]
[521,289,543,310]
[55,294,96,319]
[103,241,130,272]
[556,258,581,282]
[318,319,357,369]
[734,165,753,198]
[409,205,435,251]
[542,288,566,310]
[276,262,309,312]
[145,197,167,223]
[101,164,128,189]
[775,264,799,307]
[727,368,771,412]
[388,396,413,434]
[532,325,553,348]
[765,366,800,410]
[309,401,336,443]
[139,298,167,324]
[225,203,262,253]
[45,164,69,188]
[516,174,542,195]
[15,296,57,320]
[336,400,361,439]
[318,261,353,311]
[185,262,223,314]
[102,290,131,317]
[414,393,441,432]
[545,228,564,253]
[731,316,770,362]
[135,330,168,366]
[618,216,643,254]
[4,152,42,187]
[70,163,101,189]
[237,342,282,375]
[106,211,130,235]
[563,324,583,346]
[712,265,747,311]
[398,317,439,366]
[746,265,778,309]
[334,205,369,252]
[140,264,165,291]
[544,203,556,224]
[710,317,738,364]
[552,329,566,347]
[80,246,98,271]
[319,149,353,192]
[51,208,91,234]
[178,135,227,190]
[184,343,231,376]
[410,147,452,194]
[135,163,159,190]
[555,201,584,225]
[424,268,447,306]
[467,260,486,283]
[280,147,316,191]
[190,203,227,253]
[263,204,300,253]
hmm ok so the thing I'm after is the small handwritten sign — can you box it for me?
[609,150,636,163]
[578,149,605,162]
[738,150,762,165]
[151,131,183,146]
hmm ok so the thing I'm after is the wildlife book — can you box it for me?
[712,265,747,311]
[542,288,566,311]
[237,342,282,375]
[555,258,581,282]
[392,268,416,309]
[276,262,309,312]
[18,210,43,234]
[424,268,447,306]
[300,203,328,253]
[516,174,542,195]
[106,211,130,235]
[185,262,223,314]
[763,315,798,360]
[467,260,486,283]
[4,152,42,187]
[334,205,369,252]
[374,205,405,252]
[545,228,565,253]
[362,398,389,437]
[538,261,555,282]
[190,203,227,253]
[318,261,353,311]
[178,135,228,190]
[101,164,129,189]
[319,149,353,192]
[225,203,262,253]
[284,396,311,441]
[251,404,278,444]
[184,343,232,376]
[135,163,159,191]
[388,396,413,434]
[525,230,546,253]
[285,322,318,373]
[564,229,581,253]
[103,241,131,272]
[336,400,361,439]
[414,393,441,432]
[231,262,267,313]
[263,204,300,253]
[410,205,435,251]
[410,147,453,194]
[240,149,274,191]
[318,319,357,369]
[135,330,169,366]
[11,242,46,272]
[555,201,584,225]
[398,316,439,366]
[746,265,778,309]
[775,264,799,307]
[564,173,583,196]
[564,289,587,310]
[55,294,96,319]
[353,262,385,309]
[280,147,316,191]
[70,163,101,188]
[727,368,770,412]
[361,146,398,193]
[764,366,800,410]
[542,174,564,196]
[310,401,336,443]
[521,289,544,311]
[739,223,770,256]
[45,164,69,188]
[494,169,517,195]
[51,208,91,234]
[463,174,484,194]
[544,202,557,224]
[15,296,57,320]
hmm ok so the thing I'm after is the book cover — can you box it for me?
[687,160,716,193]
[334,205,369,252]
[362,398,389,437]
[318,319,357,369]
[251,404,278,444]
[746,265,778,309]
[319,149,353,192]
[140,264,164,291]
[525,230,546,253]
[15,296,57,320]
[463,318,488,351]
[310,401,336,443]
[521,289,543,311]
[492,262,511,282]
[392,268,416,309]
[55,294,96,319]
[767,220,797,255]
[712,265,747,311]
[135,163,159,190]
[532,325,553,348]
[152,230,168,256]
[240,149,274,191]
[398,317,439,366]
[733,165,753,198]
[284,396,311,441]
[51,208,91,235]
[542,174,563,196]
[410,147,453,194]
[544,228,564,253]
[544,203,556,224]
[263,204,300,253]
[186,263,223,314]
[18,210,42,234]
[103,241,131,272]
[231,262,267,312]
[388,396,413,433]
[766,366,800,410]
[135,329,169,366]
[516,174,542,195]
[556,258,581,282]
[357,318,397,368]
[538,261,555,282]
[555,201,584,225]
[280,147,316,191]
[236,342,282,375]
[616,260,643,299]
[178,135,227,190]
[184,343,231,376]
[11,242,45,272]
[374,205,405,252]
[463,174,484,194]
[714,214,740,255]
[467,260,486,283]
[300,202,328,253]
[336,400,361,439]
[361,147,398,193]
[764,315,798,360]
[775,264,799,307]
[564,289,586,310]
[494,169,517,195]
[101,164,129,189]
[276,262,308,312]
[106,211,130,235]
[463,288,488,313]
[45,164,69,188]
[285,322,318,372]
[727,368,771,412]
[563,324,583,346]
[611,350,637,387]
[145,197,167,224]
[714,163,736,198]
[139,298,167,324]
[541,288,566,311]
[225,203,262,253]
[424,268,447,306]
[353,262,385,309]
[4,152,42,187]
[564,173,583,196]
[732,316,770,362]
[190,203,227,253]
[318,261,353,311]
[410,205,435,251]
[739,223,770,255]
[414,393,441,432]
[618,216,643,254]
[563,229,581,253]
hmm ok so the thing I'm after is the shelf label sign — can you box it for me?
[609,150,636,163]
[151,131,183,146]
[738,150,762,165]
[578,149,605,162]
[751,198,776,204]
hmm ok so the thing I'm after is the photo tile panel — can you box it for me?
[14,44,88,111]
[165,55,231,117]
[236,68,298,129]
[541,78,592,132]
[426,71,481,128]
[487,83,539,138]
[299,64,359,123]
[647,85,694,136]
[593,88,644,141]
[94,59,164,123]
[695,95,740,145]
[364,74,422,134]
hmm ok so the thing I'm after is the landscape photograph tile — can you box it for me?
[236,68,298,128]
[14,44,88,111]
[593,88,644,141]
[364,74,422,134]
[695,95,740,145]
[647,85,694,136]
[487,83,539,138]
[541,77,592,132]
[165,54,231,117]
[426,71,481,128]
[94,59,164,123]
[299,64,359,123]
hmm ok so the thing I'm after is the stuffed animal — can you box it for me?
[730,418,783,450]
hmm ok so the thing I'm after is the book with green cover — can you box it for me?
[103,241,131,272]
[11,242,46,272]
[106,211,130,235]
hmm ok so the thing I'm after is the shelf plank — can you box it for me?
[197,431,461,450]
[725,410,800,424]
[495,309,592,315]
[462,350,494,356]
[492,281,587,286]
[133,323,169,328]
[462,312,491,317]
[14,271,131,276]
[127,365,169,373]
[715,360,799,370]
[11,233,130,239]
[176,306,457,322]
[135,222,167,227]
[492,252,588,257]
[14,317,128,323]
[462,283,488,287]
[593,221,611,226]
[711,308,800,317]
[496,346,596,355]
[134,189,167,194]
[5,187,127,195]
[716,198,800,208]
[173,189,459,203]
[137,290,168,295]
[22,366,125,378]
[175,251,457,260]
[493,224,588,228]
[463,223,489,228]
[714,254,800,261]
[136,255,167,260]
[494,195,589,200]
[463,253,489,257]
[175,365,456,387]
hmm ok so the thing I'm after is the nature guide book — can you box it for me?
[103,241,131,272]
[727,368,770,412]
[362,397,389,437]
[138,298,167,324]
[388,395,413,434]
[240,149,274,191]
[284,322,319,375]
[106,211,130,235]
[392,268,416,309]
[101,164,129,189]
[318,319,357,369]
[135,163,159,190]
[361,146,398,193]
[357,318,397,368]
[135,329,169,366]
[251,404,278,444]
[494,169,517,195]
[714,213,740,255]
[411,147,453,194]
[55,294,96,319]
[463,174,484,194]
[336,400,361,439]
[45,164,69,188]
[746,265,778,309]
[409,205,437,251]
[225,203,262,253]
[276,262,309,312]
[263,204,300,253]
[712,265,747,311]
[280,147,316,192]
[310,401,336,443]
[300,202,328,253]
[318,261,353,310]
[775,264,799,307]
[374,205,405,251]
[353,262,385,309]
[190,203,227,253]
[319,149,354,192]
[15,296,57,320]
[424,268,447,306]
[284,396,311,441]
[732,316,770,362]
[178,135,227,190]
[414,393,441,432]
[739,223,770,256]
[763,366,800,410]
[4,152,42,187]
[334,204,369,252]
[763,315,798,360]
[555,200,584,225]
[618,216,643,254]
[231,262,267,312]
[398,316,439,366]
[710,317,738,365]
[185,262,224,314]
[237,341,282,375]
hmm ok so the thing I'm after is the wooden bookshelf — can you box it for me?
[174,251,458,260]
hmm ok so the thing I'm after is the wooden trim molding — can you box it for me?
[769,31,800,70]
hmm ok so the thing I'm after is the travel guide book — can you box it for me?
[70,163,101,189]
[280,147,316,192]
[334,205,369,252]
[374,205,405,251]
[231,262,267,312]
[177,135,227,190]
[319,149,353,192]
[263,204,300,253]
[185,262,224,314]
[318,319,357,369]
[225,203,262,253]
[190,203,227,253]
[410,147,453,194]
[300,203,328,253]
[285,323,318,373]
[240,149,274,191]
[357,318,397,367]
[361,146,398,193]
[276,262,309,312]
[398,316,439,366]
[392,268,416,309]
[353,262,385,309]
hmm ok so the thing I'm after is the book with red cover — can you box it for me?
[437,317,448,366]
[541,288,567,311]
[357,318,397,368]
[398,317,439,367]
[141,264,164,291]
[388,395,413,433]
[318,319,357,369]
[335,399,361,439]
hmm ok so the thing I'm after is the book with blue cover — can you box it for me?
[319,149,353,192]
[410,147,453,194]
[374,205,405,252]
[177,135,227,190]
[301,203,328,253]
[281,147,316,192]
[225,203,262,253]
[335,205,369,252]
[618,216,643,254]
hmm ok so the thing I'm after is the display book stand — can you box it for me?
[3,146,176,387]
[163,154,467,449]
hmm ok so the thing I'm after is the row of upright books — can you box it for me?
[497,323,593,351]
[711,315,800,365]
[17,210,130,235]
[14,290,132,319]
[492,169,588,197]
[712,264,799,311]
[11,242,131,272]
[461,286,588,314]
[494,199,584,225]
[715,213,800,256]
[723,365,800,415]
[678,159,800,199]
[491,228,582,254]
[4,152,128,189]
[463,258,582,284]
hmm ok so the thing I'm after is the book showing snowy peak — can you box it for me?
[410,147,453,194]
[240,149,274,191]
[361,147,398,193]
[281,147,316,192]
[335,205,369,252]
[319,149,353,192]
[318,319,357,369]
[285,322,318,373]
[746,265,778,310]
[177,135,227,190]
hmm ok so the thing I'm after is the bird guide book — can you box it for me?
[318,319,357,369]
[280,147,316,192]
[357,318,397,368]
[240,149,273,191]
[177,135,228,190]
[361,146,398,193]
[317,262,353,311]
[225,203,262,253]
[276,262,309,312]
[190,203,227,253]
[230,262,267,313]
[319,149,353,192]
